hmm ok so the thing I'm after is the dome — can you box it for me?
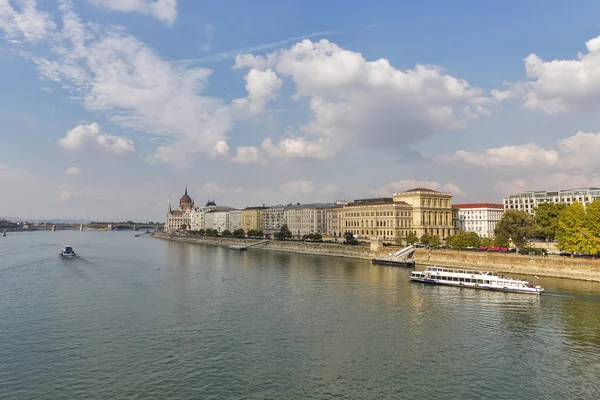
[205,199,217,207]
[179,186,193,206]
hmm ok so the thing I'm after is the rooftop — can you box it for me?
[345,200,410,207]
[455,203,504,209]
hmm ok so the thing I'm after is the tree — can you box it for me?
[445,231,480,249]
[256,230,264,238]
[222,229,232,237]
[557,202,587,253]
[494,232,510,248]
[481,237,494,248]
[534,202,565,241]
[233,228,246,238]
[275,224,292,240]
[420,233,432,246]
[429,235,441,247]
[343,231,358,245]
[494,210,535,252]
[406,231,418,245]
[197,229,205,236]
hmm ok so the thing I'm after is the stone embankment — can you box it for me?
[152,233,600,282]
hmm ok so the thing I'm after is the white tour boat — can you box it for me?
[60,246,76,257]
[410,266,544,295]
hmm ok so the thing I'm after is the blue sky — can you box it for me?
[2,0,600,221]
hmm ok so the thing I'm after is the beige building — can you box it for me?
[340,199,413,241]
[165,187,194,232]
[242,207,266,232]
[392,188,454,239]
[327,205,344,239]
[262,205,287,235]
[285,203,335,237]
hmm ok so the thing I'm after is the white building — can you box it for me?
[284,203,336,237]
[204,206,234,232]
[262,205,287,235]
[229,210,243,231]
[503,187,600,215]
[455,203,504,238]
[190,200,217,231]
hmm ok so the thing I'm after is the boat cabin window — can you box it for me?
[484,280,490,284]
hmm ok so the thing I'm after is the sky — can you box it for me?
[2,0,600,221]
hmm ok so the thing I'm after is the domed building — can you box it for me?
[165,187,195,231]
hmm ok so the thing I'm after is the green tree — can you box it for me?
[534,202,566,241]
[275,224,292,240]
[557,202,587,253]
[464,232,481,248]
[343,231,359,245]
[233,228,245,238]
[256,230,264,238]
[406,231,418,245]
[481,237,494,248]
[429,235,441,247]
[583,200,600,255]
[494,210,535,253]
[494,232,510,248]
[197,228,205,236]
[222,229,232,237]
[420,233,431,246]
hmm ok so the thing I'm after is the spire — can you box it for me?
[185,185,188,196]
[168,196,171,213]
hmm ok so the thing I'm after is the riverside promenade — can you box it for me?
[152,233,600,282]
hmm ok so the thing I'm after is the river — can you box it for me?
[1,231,599,399]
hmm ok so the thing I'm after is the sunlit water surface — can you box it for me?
[1,231,599,399]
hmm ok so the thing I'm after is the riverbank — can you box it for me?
[152,233,600,282]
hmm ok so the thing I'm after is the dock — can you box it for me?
[229,240,269,251]
[372,245,416,268]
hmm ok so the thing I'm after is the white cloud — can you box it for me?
[29,4,230,168]
[261,136,331,160]
[59,123,135,155]
[516,35,600,114]
[89,0,177,25]
[200,24,213,52]
[196,181,243,196]
[58,189,81,200]
[440,131,600,172]
[0,0,56,43]
[232,68,283,116]
[372,180,466,197]
[211,140,230,157]
[40,86,52,93]
[281,180,315,195]
[234,39,491,158]
[65,166,82,175]
[0,163,26,181]
[231,146,264,164]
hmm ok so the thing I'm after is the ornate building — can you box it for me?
[165,187,195,232]
[393,188,454,239]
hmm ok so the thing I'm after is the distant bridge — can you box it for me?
[46,223,164,232]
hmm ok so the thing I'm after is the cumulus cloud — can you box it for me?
[211,140,230,157]
[231,146,263,164]
[281,180,315,195]
[65,166,82,175]
[0,0,56,43]
[58,189,81,200]
[232,68,283,116]
[261,136,331,160]
[59,123,135,155]
[89,0,177,25]
[234,39,492,158]
[514,35,600,114]
[439,131,600,172]
[0,163,26,181]
[197,181,243,196]
[372,180,466,197]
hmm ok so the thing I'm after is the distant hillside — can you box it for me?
[0,217,85,224]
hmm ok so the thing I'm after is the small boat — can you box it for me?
[1,232,6,237]
[60,246,76,257]
[410,266,544,295]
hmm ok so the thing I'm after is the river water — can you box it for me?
[1,231,599,399]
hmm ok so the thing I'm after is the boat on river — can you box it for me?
[60,246,76,257]
[410,266,544,294]
[1,232,6,237]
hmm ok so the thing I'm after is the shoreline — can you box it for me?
[152,233,600,282]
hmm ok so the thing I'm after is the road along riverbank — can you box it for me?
[152,233,600,282]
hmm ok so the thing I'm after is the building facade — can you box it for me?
[455,203,504,238]
[503,187,600,215]
[165,187,194,232]
[285,204,336,237]
[242,207,266,232]
[327,205,344,239]
[229,210,243,231]
[392,188,454,239]
[340,200,413,241]
[262,205,287,235]
[190,200,217,231]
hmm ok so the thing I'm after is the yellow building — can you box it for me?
[241,207,266,232]
[392,188,454,239]
[339,199,413,241]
